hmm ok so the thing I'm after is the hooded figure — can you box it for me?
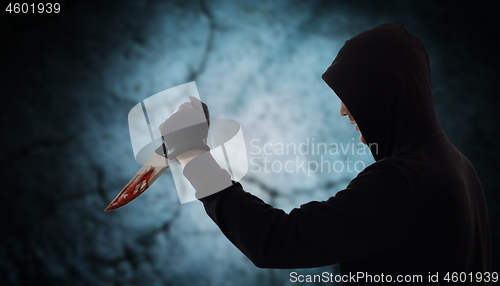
[166,23,491,283]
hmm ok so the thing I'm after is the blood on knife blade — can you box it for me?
[104,166,156,211]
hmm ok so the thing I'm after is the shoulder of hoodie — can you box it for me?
[340,157,414,216]
[352,156,413,194]
[357,154,435,196]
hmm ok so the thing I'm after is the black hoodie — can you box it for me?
[185,23,491,284]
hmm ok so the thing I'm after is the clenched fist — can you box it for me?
[158,96,210,163]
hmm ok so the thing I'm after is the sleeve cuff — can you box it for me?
[183,151,233,199]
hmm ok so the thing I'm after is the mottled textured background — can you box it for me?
[2,0,499,285]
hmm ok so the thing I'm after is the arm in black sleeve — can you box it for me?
[184,152,413,269]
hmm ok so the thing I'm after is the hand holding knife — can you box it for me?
[105,96,210,211]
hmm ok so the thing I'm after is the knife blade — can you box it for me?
[104,145,170,211]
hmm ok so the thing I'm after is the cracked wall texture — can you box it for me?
[1,0,499,285]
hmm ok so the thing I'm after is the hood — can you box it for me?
[322,23,442,161]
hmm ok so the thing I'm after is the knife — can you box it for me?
[104,144,170,211]
[105,96,210,211]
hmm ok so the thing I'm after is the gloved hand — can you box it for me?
[158,96,211,163]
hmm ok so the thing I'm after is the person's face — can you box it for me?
[340,101,367,145]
